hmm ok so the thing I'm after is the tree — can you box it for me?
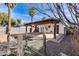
[39,4,79,29]
[11,19,17,27]
[0,12,8,25]
[0,12,17,26]
[5,3,16,55]
[29,7,36,32]
[29,7,36,22]
[33,3,79,55]
[41,17,46,20]
[17,19,21,26]
[5,3,16,31]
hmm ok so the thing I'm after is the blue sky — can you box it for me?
[0,3,74,24]
[0,3,50,24]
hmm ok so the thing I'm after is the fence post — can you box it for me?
[17,34,24,56]
[43,33,47,56]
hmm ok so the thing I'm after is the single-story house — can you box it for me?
[24,18,65,34]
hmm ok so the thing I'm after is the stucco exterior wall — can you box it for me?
[26,22,65,34]
[58,22,65,34]
[38,23,54,33]
[10,26,26,34]
[26,23,54,33]
[27,26,31,33]
[27,25,35,33]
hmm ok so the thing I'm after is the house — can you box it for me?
[24,18,65,34]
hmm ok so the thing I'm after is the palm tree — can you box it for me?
[5,3,16,32]
[29,7,36,22]
[29,7,36,32]
[5,3,16,55]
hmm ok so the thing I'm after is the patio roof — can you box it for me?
[24,18,60,26]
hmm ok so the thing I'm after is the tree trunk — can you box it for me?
[31,16,33,32]
[7,6,11,55]
[31,16,33,23]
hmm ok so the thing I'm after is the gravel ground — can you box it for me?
[38,35,73,56]
[27,34,73,56]
[0,33,73,56]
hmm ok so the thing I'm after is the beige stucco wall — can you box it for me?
[58,22,65,34]
[10,26,26,34]
[27,26,31,33]
[26,22,65,34]
[27,26,35,33]
[26,23,54,33]
[38,23,54,33]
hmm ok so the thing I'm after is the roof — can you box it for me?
[24,18,60,26]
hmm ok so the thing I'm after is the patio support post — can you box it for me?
[54,23,56,39]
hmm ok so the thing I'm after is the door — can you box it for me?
[30,28,32,32]
[56,25,59,34]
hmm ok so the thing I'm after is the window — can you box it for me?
[30,28,32,32]
[45,26,48,31]
[41,27,44,32]
[34,26,39,32]
[40,27,42,32]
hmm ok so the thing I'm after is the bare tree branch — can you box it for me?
[34,7,52,18]
[67,4,77,24]
[68,4,79,24]
[46,3,58,18]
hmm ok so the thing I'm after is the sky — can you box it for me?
[0,3,50,24]
[0,3,73,24]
